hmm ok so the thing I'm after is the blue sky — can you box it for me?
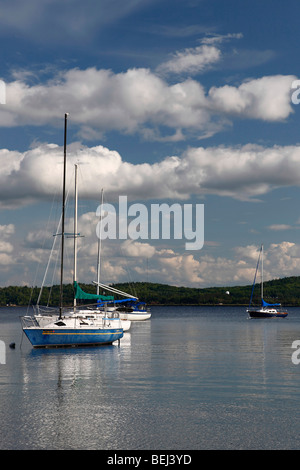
[1,0,300,289]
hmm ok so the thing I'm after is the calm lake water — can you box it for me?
[0,305,300,450]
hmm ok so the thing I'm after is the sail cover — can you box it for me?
[261,299,280,307]
[74,281,114,301]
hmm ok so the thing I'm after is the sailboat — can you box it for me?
[93,281,151,321]
[247,244,288,319]
[34,166,131,331]
[75,188,132,329]
[92,188,151,322]
[21,114,124,347]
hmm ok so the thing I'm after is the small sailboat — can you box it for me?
[247,244,288,319]
[93,281,151,321]
[21,114,124,347]
[94,188,151,321]
[78,188,132,329]
[33,166,131,332]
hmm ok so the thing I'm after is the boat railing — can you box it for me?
[20,315,40,328]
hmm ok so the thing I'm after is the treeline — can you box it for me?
[114,277,300,306]
[2,276,300,307]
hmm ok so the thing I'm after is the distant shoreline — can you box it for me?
[1,277,300,307]
[0,276,300,308]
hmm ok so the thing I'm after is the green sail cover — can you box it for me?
[74,281,114,301]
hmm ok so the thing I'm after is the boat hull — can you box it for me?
[23,327,123,348]
[247,310,288,319]
[119,312,151,321]
[35,313,131,331]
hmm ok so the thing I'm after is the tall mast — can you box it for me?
[261,244,264,301]
[73,163,78,310]
[96,188,104,295]
[59,113,69,319]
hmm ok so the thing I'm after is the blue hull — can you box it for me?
[23,327,123,348]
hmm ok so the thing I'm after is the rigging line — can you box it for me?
[27,189,61,312]
[47,234,61,307]
[93,281,138,299]
[38,183,73,306]
[69,163,94,284]
[119,243,138,298]
[37,215,61,305]
[248,244,262,308]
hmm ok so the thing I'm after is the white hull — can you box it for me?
[97,305,151,321]
[119,312,151,321]
[35,310,131,331]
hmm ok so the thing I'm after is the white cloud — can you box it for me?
[201,33,243,45]
[208,75,294,121]
[2,141,300,208]
[0,224,15,237]
[3,201,300,287]
[267,224,294,231]
[156,44,221,75]
[156,33,243,76]
[0,68,295,141]
[0,224,15,267]
[0,253,14,266]
[135,241,300,287]
[179,143,300,200]
[0,241,14,253]
[121,240,156,258]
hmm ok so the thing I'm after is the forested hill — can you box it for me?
[1,276,300,306]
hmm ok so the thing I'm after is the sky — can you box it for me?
[1,0,300,290]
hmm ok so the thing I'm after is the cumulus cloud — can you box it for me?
[208,75,294,120]
[0,224,15,238]
[2,141,300,208]
[0,67,295,141]
[0,224,15,266]
[5,201,300,288]
[123,241,300,287]
[177,143,300,200]
[235,242,300,283]
[121,239,156,258]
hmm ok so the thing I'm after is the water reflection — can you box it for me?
[1,307,300,449]
[16,332,134,449]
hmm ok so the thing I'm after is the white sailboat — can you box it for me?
[93,188,151,321]
[21,114,124,347]
[93,281,151,321]
[34,164,131,331]
[79,188,132,329]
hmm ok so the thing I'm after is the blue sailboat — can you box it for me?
[247,244,288,319]
[21,114,123,347]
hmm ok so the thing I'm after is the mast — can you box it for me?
[248,244,262,309]
[73,163,78,310]
[59,113,69,319]
[96,188,104,295]
[261,244,263,301]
